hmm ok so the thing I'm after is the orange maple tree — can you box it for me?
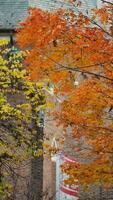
[17,0,113,189]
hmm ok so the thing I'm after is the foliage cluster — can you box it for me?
[0,40,46,199]
[17,0,113,190]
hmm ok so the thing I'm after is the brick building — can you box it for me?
[1,1,113,200]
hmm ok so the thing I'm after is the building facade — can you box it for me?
[1,1,112,200]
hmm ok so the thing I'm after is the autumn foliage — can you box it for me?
[17,1,113,189]
[0,41,45,198]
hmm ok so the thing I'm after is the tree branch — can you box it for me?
[101,0,113,5]
[39,50,113,82]
[91,20,113,38]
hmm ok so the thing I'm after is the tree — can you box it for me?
[17,0,113,190]
[0,39,45,199]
